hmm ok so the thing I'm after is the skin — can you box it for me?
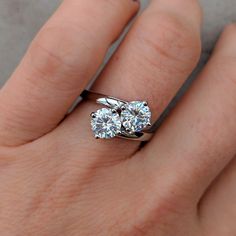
[0,0,236,235]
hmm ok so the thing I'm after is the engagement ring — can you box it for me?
[81,90,154,141]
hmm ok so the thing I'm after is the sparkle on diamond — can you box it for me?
[121,101,151,132]
[91,108,121,139]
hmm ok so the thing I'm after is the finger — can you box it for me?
[199,157,236,235]
[198,26,236,233]
[60,0,202,157]
[143,24,236,204]
[0,0,139,146]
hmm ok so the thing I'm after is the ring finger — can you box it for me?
[58,0,202,158]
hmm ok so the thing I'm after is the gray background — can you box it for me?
[0,0,236,87]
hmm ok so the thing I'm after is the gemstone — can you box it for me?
[121,101,151,132]
[91,108,121,139]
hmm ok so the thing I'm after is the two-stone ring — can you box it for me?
[81,90,154,141]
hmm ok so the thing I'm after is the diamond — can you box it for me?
[121,101,151,132]
[91,108,121,139]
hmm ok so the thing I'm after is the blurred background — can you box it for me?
[0,0,236,87]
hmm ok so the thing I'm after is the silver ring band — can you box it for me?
[81,90,154,142]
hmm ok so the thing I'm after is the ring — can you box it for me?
[81,90,154,141]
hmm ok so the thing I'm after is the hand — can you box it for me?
[0,0,236,235]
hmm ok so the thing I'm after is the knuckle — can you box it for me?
[135,12,201,74]
[33,26,79,68]
[122,193,184,236]
[27,24,100,92]
[153,185,188,220]
[121,177,189,236]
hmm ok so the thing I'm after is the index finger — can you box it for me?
[0,0,139,146]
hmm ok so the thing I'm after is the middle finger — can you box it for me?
[60,0,202,158]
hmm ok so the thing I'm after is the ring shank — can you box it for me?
[81,90,106,101]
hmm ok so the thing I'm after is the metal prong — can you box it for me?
[143,101,148,106]
[117,131,122,136]
[91,112,96,118]
[126,128,131,133]
[147,122,152,127]
[95,135,99,139]
[112,109,117,114]
[121,106,126,111]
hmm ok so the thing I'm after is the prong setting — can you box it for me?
[90,100,152,139]
[90,108,121,139]
[143,101,148,106]
[117,131,122,135]
[121,105,126,111]
[91,112,96,118]
[120,101,152,133]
